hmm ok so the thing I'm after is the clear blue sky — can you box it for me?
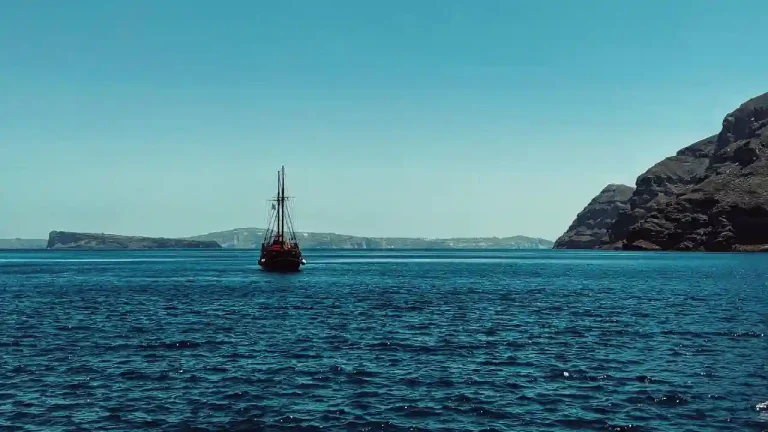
[1,0,766,240]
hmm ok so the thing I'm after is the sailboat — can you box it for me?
[258,166,306,272]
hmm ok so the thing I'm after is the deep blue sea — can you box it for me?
[1,249,766,431]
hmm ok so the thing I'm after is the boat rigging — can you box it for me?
[258,166,306,272]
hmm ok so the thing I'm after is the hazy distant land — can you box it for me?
[188,228,554,249]
[1,229,553,250]
[45,231,221,250]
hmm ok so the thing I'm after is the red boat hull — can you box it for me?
[259,256,302,272]
[259,247,304,272]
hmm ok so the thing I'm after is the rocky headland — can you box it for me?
[46,231,222,250]
[553,184,635,249]
[556,91,768,251]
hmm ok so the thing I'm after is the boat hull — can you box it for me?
[259,253,303,272]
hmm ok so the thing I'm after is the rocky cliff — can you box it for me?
[553,184,635,249]
[46,231,222,250]
[558,91,768,252]
[612,92,768,251]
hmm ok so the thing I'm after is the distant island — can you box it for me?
[1,229,553,250]
[555,91,768,252]
[45,231,221,250]
[188,228,553,249]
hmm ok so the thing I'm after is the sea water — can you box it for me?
[0,249,766,431]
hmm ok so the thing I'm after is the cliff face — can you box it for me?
[47,231,221,250]
[553,184,635,249]
[610,92,768,251]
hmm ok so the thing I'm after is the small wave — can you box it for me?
[351,390,381,399]
[366,340,440,353]
[45,402,85,413]
[223,390,257,401]
[480,355,518,366]
[728,330,764,338]
[348,368,379,378]
[273,415,311,425]
[653,394,690,407]
[184,374,207,382]
[400,376,425,388]
[137,340,225,350]
[345,375,371,385]
[552,370,610,382]
[289,352,322,359]
[12,400,35,409]
[386,405,442,419]
[341,420,430,432]
[634,375,657,384]
[9,365,34,374]
[605,424,644,431]
[457,405,513,420]
[296,382,324,390]
[63,380,92,390]
[311,375,332,383]
[212,418,265,431]
[661,329,764,338]
[448,393,491,405]
[118,370,152,381]
[223,351,255,359]
[56,325,92,332]
[205,366,230,373]
[0,339,22,347]
[554,418,613,429]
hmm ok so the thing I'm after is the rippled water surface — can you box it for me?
[1,249,767,431]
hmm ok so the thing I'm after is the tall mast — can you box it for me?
[276,169,281,238]
[281,165,286,239]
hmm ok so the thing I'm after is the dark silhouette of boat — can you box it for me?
[258,166,306,272]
